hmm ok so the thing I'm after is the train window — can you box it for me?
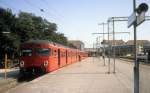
[21,49,32,56]
[36,48,51,56]
[54,50,57,56]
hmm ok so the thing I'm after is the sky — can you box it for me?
[0,0,150,48]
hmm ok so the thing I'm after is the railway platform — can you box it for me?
[0,68,19,93]
[5,57,132,93]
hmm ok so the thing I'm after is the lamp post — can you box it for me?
[92,31,130,73]
[108,17,131,73]
[98,36,102,58]
[98,23,107,66]
[112,18,116,73]
[95,36,103,59]
[2,31,10,79]
[107,20,110,74]
[128,1,149,93]
[133,0,139,93]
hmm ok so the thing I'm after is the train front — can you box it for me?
[19,40,51,76]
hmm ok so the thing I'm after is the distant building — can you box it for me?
[84,48,96,52]
[126,40,150,54]
[143,44,150,61]
[101,40,150,56]
[101,39,125,46]
[144,44,150,52]
[126,40,149,46]
[101,40,125,55]
[68,40,85,51]
[84,48,97,57]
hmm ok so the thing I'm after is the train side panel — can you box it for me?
[19,40,88,76]
[59,48,67,67]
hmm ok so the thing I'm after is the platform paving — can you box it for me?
[0,68,19,92]
[5,57,133,93]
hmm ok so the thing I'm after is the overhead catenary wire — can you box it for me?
[39,0,82,36]
[39,0,65,19]
[23,0,62,23]
[0,0,18,11]
[38,0,65,23]
[1,0,60,23]
[0,0,46,18]
[23,0,43,12]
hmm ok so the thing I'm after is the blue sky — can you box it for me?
[0,0,150,48]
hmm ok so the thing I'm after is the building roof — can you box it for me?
[68,40,84,45]
[68,40,85,50]
[126,40,149,45]
[84,48,96,52]
[23,40,73,48]
[102,40,125,45]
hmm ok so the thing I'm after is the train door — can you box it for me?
[76,52,78,61]
[78,55,81,61]
[66,50,68,64]
[58,49,60,66]
[71,51,72,63]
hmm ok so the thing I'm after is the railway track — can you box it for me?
[118,57,150,66]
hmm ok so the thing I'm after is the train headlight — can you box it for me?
[20,60,24,67]
[43,60,48,67]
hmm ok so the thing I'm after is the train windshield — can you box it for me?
[20,49,32,56]
[36,48,51,56]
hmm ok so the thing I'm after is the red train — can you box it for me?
[19,40,88,75]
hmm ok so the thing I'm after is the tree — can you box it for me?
[0,7,70,57]
[0,8,17,48]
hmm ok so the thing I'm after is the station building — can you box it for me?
[84,48,97,57]
[101,40,150,57]
[144,43,150,61]
[68,40,85,51]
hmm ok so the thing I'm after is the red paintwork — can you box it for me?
[19,40,88,74]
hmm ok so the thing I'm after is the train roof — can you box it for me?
[23,40,52,44]
[22,40,78,50]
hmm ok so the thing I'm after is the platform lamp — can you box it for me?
[2,31,10,79]
[132,1,149,93]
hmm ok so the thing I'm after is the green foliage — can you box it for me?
[0,8,17,48]
[0,7,69,50]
